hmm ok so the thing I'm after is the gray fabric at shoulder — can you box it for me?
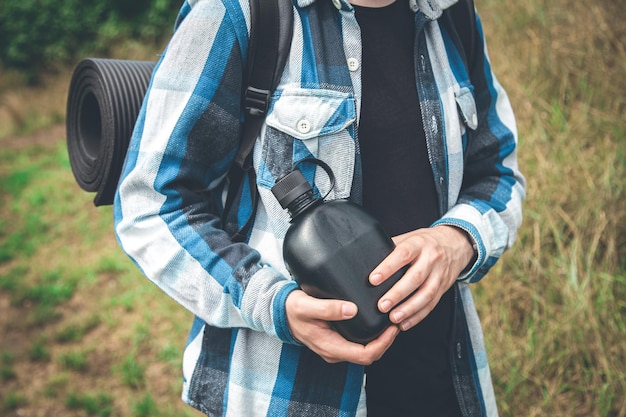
[412,0,459,18]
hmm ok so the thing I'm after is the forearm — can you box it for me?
[114,150,299,340]
[113,0,299,342]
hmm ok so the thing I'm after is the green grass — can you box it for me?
[43,372,70,398]
[117,353,146,389]
[65,391,114,417]
[0,139,199,415]
[0,352,16,381]
[29,337,51,362]
[133,392,158,417]
[2,392,27,412]
[0,0,624,416]
[58,350,89,372]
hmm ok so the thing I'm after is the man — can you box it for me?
[114,0,525,415]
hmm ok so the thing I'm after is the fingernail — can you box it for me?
[392,311,405,323]
[380,299,392,313]
[370,273,382,285]
[342,303,357,317]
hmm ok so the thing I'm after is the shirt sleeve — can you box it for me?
[432,9,526,283]
[113,0,299,343]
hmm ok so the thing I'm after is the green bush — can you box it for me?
[0,0,180,82]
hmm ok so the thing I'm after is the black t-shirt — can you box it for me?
[354,2,461,416]
[356,0,438,236]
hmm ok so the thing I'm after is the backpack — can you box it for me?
[442,0,477,74]
[224,0,293,241]
[66,0,476,241]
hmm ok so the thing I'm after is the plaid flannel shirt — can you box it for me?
[114,0,525,415]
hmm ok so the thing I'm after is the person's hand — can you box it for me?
[370,225,476,332]
[285,290,400,365]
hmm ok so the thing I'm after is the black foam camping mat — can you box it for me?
[66,58,155,206]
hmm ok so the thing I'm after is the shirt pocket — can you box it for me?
[455,82,478,131]
[256,88,357,200]
[454,82,478,160]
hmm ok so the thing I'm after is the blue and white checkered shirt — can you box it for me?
[114,0,525,415]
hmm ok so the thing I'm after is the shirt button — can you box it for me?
[297,119,311,134]
[332,0,342,9]
[347,57,360,71]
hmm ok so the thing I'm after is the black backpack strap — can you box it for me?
[224,0,293,242]
[237,0,294,169]
[442,0,477,74]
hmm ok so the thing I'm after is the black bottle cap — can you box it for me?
[271,170,313,209]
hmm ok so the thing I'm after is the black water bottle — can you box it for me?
[271,159,405,344]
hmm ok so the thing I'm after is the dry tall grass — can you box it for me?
[476,0,626,415]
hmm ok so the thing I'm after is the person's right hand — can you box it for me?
[285,289,400,365]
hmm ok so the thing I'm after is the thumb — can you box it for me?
[310,298,358,321]
[289,291,358,321]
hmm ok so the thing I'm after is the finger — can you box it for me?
[355,325,401,364]
[390,277,442,330]
[390,232,411,245]
[289,291,358,322]
[309,330,367,364]
[319,325,400,365]
[364,325,400,353]
[369,242,419,286]
[377,257,434,313]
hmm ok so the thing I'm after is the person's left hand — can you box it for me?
[369,225,476,331]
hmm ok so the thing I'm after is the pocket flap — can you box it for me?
[455,85,478,130]
[266,88,356,140]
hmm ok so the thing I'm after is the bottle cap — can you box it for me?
[271,170,313,209]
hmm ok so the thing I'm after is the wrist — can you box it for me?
[455,227,478,274]
[461,229,478,262]
[434,224,477,270]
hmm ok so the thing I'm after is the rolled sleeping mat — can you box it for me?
[66,58,156,206]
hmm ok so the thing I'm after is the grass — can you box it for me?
[0,0,624,416]
[117,353,146,389]
[58,350,90,372]
[54,314,101,343]
[476,1,626,415]
[1,352,16,381]
[2,392,27,412]
[133,393,158,417]
[0,131,198,415]
[43,372,70,398]
[65,391,114,417]
[29,337,51,362]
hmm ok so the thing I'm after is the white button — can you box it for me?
[332,0,342,9]
[471,114,478,126]
[347,57,360,71]
[297,119,311,134]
